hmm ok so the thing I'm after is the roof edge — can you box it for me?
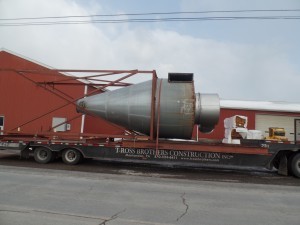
[220,99,300,113]
[0,48,90,82]
[0,48,56,70]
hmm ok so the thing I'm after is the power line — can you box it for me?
[1,16,300,26]
[0,10,299,26]
[0,9,300,21]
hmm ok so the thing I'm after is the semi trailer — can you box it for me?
[0,71,299,178]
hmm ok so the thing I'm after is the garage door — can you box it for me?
[255,114,300,141]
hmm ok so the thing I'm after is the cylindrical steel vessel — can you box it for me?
[77,76,220,139]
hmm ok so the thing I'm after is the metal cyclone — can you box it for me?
[77,74,220,139]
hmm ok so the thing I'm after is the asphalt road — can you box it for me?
[0,151,300,225]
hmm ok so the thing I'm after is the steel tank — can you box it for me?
[77,74,220,139]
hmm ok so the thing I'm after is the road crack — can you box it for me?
[176,192,189,221]
[99,208,126,225]
[0,209,29,214]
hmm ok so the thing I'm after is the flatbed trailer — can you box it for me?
[1,134,300,178]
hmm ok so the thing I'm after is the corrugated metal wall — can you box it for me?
[0,51,124,135]
[0,51,81,133]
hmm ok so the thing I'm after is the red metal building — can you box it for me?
[0,50,124,136]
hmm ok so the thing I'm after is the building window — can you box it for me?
[52,117,67,132]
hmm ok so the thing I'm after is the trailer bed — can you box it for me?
[1,134,299,178]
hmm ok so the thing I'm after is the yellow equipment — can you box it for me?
[265,127,288,141]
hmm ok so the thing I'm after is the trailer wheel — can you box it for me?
[62,149,82,165]
[34,147,53,164]
[290,153,300,178]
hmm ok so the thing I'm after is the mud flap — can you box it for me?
[20,147,30,159]
[278,155,288,176]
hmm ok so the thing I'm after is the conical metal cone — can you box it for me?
[78,80,153,135]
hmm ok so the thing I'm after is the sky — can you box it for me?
[0,0,300,103]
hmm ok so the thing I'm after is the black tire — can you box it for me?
[62,148,82,165]
[290,153,300,178]
[34,147,53,164]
